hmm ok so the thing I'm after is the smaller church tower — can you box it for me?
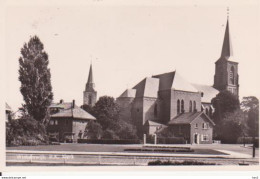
[213,15,239,97]
[83,64,97,106]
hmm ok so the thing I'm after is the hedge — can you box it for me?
[157,137,186,144]
[77,139,141,144]
[148,160,216,165]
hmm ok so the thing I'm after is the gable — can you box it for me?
[191,113,215,126]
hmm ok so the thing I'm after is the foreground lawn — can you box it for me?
[7,143,228,155]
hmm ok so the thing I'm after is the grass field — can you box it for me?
[7,143,257,156]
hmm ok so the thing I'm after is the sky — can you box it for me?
[3,0,260,111]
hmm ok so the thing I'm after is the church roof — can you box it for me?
[133,77,159,98]
[87,64,94,84]
[217,18,237,62]
[192,84,219,103]
[118,89,136,98]
[168,112,215,125]
[221,19,233,58]
[51,102,96,120]
[153,71,198,92]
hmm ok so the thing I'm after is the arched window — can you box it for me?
[230,66,235,85]
[189,100,192,112]
[177,100,180,114]
[209,107,212,118]
[154,104,158,117]
[206,108,209,116]
[88,95,92,105]
[181,100,184,113]
[193,101,196,112]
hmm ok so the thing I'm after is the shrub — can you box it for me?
[148,160,216,165]
[6,116,48,146]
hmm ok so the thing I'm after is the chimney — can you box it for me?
[72,100,75,108]
[60,99,64,104]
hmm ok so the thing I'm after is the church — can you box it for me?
[116,17,239,144]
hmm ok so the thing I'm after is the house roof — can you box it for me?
[168,112,215,125]
[5,103,12,111]
[153,71,198,92]
[192,84,219,103]
[118,89,136,98]
[133,77,159,98]
[50,102,72,109]
[146,120,167,127]
[51,102,96,120]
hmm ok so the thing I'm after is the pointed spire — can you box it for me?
[85,63,95,91]
[87,63,93,84]
[221,10,233,58]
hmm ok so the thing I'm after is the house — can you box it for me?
[47,100,96,142]
[116,17,239,144]
[5,103,12,122]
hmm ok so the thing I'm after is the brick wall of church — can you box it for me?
[116,97,134,122]
[170,90,201,120]
[131,98,144,137]
[157,90,171,124]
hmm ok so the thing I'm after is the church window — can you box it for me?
[154,104,158,117]
[209,107,212,117]
[230,66,235,85]
[88,95,92,105]
[177,100,180,114]
[181,100,184,113]
[189,101,192,112]
[193,101,196,112]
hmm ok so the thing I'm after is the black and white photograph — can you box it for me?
[2,0,259,170]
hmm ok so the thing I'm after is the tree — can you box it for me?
[211,90,240,119]
[241,96,259,137]
[85,120,103,139]
[19,36,53,123]
[211,90,241,141]
[92,96,120,130]
[217,109,246,143]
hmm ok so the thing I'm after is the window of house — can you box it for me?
[179,126,182,134]
[177,100,180,114]
[202,135,209,141]
[189,100,192,112]
[202,123,209,129]
[137,108,139,112]
[193,101,196,112]
[181,100,184,113]
[195,123,198,129]
[50,120,54,125]
[55,120,58,125]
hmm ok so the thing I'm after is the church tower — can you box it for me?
[83,64,97,106]
[213,17,239,97]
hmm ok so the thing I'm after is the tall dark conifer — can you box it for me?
[19,36,53,123]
